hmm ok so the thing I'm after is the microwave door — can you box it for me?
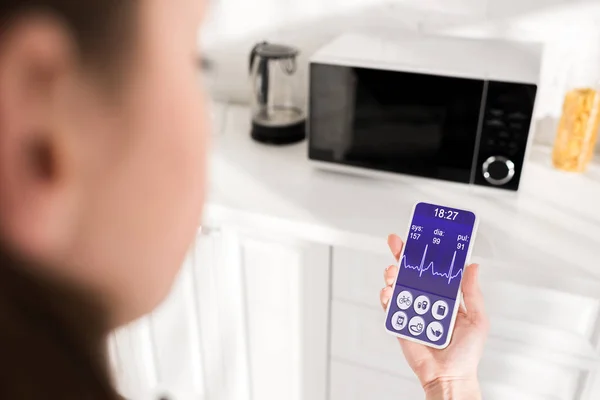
[347,106,446,165]
[349,69,483,182]
[309,64,484,183]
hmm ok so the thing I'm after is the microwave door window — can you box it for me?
[309,64,484,183]
[350,105,446,163]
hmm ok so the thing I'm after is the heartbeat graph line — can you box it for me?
[401,244,463,284]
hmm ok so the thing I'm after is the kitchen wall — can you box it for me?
[199,0,600,148]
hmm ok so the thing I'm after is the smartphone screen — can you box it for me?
[385,202,477,348]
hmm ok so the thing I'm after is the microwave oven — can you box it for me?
[308,33,542,191]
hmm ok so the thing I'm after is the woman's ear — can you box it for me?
[0,14,80,259]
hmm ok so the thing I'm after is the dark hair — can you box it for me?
[0,244,121,399]
[0,2,134,399]
[0,1,135,69]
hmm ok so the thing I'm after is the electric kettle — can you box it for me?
[249,42,306,144]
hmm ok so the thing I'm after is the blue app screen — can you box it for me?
[386,202,476,346]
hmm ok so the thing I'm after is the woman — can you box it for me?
[0,1,488,399]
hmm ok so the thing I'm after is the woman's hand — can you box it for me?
[380,234,489,400]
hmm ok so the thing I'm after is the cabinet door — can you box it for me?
[109,317,158,399]
[108,228,252,400]
[232,229,330,400]
[108,227,330,400]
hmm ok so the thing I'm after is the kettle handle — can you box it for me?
[249,42,269,107]
[249,42,266,75]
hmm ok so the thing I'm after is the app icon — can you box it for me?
[408,316,425,336]
[396,291,413,311]
[432,300,449,320]
[391,311,408,331]
[414,295,431,315]
[426,321,445,342]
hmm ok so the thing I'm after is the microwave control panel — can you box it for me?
[474,81,537,191]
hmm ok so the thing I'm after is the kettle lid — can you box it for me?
[253,42,299,59]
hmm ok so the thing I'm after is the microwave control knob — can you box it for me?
[482,156,515,186]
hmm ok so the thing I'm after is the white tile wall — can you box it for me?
[199,0,600,149]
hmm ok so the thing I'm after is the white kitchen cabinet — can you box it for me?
[330,245,600,400]
[230,227,330,400]
[109,317,158,400]
[108,226,330,400]
[109,229,230,400]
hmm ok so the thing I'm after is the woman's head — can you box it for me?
[0,0,209,326]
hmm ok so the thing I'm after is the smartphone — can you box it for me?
[384,202,478,349]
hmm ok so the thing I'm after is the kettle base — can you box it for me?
[251,120,306,145]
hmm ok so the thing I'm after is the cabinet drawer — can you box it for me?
[332,247,600,355]
[330,360,561,400]
[331,301,582,400]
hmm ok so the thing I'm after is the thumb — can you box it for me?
[461,264,485,321]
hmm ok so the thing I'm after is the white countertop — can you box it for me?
[205,103,600,296]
